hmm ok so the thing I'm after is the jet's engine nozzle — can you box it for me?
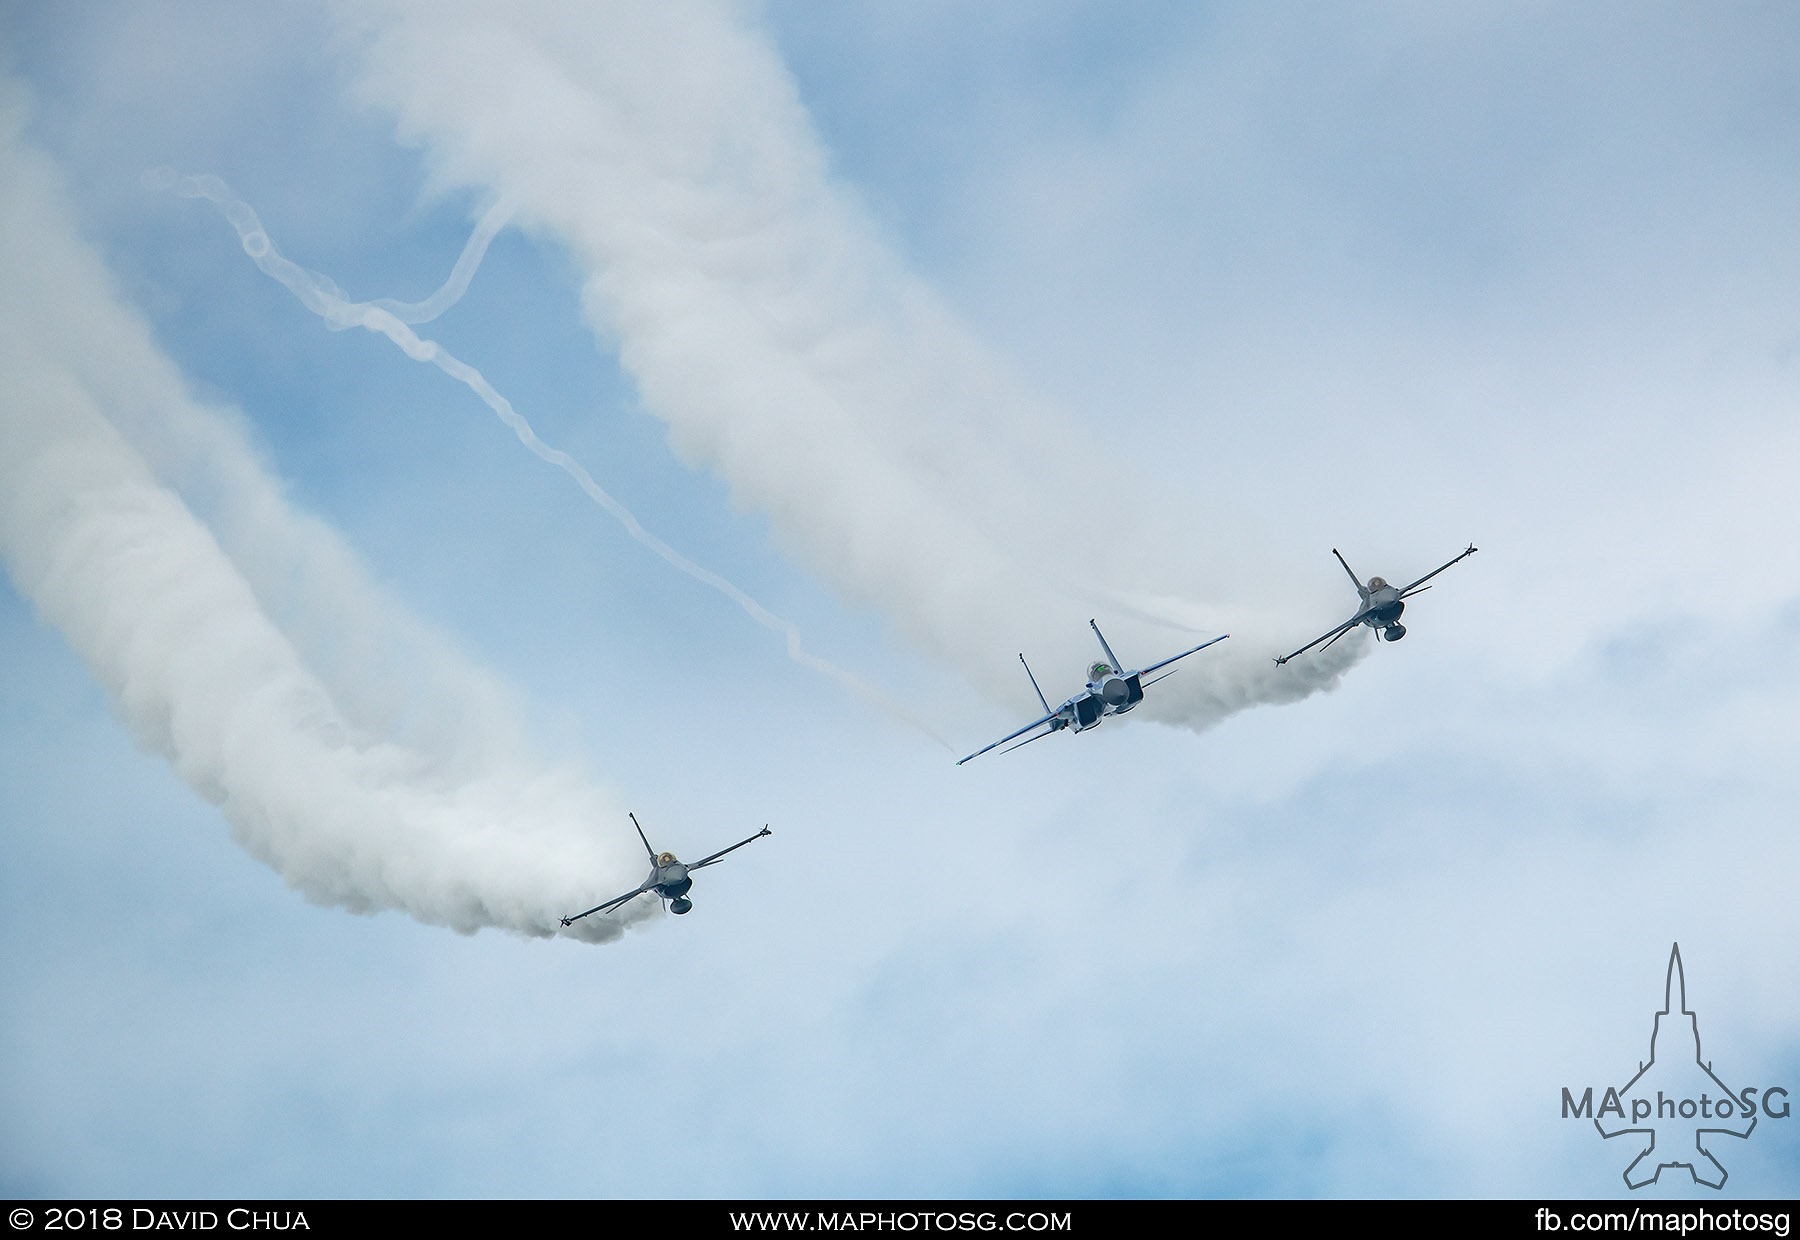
[670,897,694,915]
[1383,623,1407,642]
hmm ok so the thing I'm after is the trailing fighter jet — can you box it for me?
[560,813,771,924]
[956,621,1228,765]
[1275,544,1476,665]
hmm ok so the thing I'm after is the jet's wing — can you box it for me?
[689,825,774,871]
[955,710,1060,766]
[1135,633,1229,678]
[1274,616,1363,665]
[560,883,650,926]
[1399,544,1477,597]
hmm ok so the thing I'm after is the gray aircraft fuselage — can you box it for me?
[955,625,1228,764]
[559,818,772,924]
[1361,578,1406,632]
[645,853,693,900]
[635,852,697,913]
[1273,546,1474,665]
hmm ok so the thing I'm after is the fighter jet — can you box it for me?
[1274,544,1476,665]
[560,813,771,924]
[956,620,1228,765]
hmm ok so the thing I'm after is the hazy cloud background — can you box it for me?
[2,0,1796,1198]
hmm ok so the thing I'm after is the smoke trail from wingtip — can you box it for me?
[162,170,954,751]
[2,88,647,944]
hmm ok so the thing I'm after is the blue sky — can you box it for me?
[2,0,1797,1199]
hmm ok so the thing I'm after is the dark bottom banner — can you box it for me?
[2,1202,1795,1234]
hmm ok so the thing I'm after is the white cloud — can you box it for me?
[0,86,636,941]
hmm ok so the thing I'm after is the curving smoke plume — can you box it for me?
[0,85,641,943]
[155,168,951,748]
[336,0,1362,726]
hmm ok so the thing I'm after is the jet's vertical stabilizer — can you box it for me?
[1089,620,1124,675]
[1332,549,1369,597]
[1019,654,1053,716]
[629,812,657,861]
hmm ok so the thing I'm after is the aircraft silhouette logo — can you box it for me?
[1586,944,1757,1189]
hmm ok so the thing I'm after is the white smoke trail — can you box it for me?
[372,193,515,324]
[337,0,1363,731]
[0,82,652,943]
[156,168,953,749]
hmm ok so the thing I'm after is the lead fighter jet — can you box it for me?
[560,813,771,923]
[1275,544,1476,665]
[957,620,1228,765]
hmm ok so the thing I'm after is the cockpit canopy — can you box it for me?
[1368,576,1388,590]
[1089,661,1113,681]
[657,851,677,866]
